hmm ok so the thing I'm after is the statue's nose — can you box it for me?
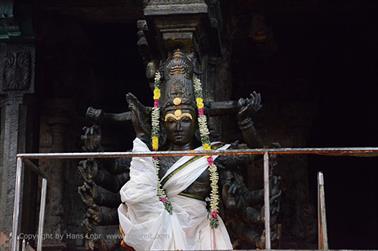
[176,121,182,131]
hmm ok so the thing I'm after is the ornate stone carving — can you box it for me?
[2,51,31,91]
[0,44,35,94]
[144,0,207,16]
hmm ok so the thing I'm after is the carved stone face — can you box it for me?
[163,108,196,148]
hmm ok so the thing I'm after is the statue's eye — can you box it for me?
[181,117,192,122]
[166,118,176,123]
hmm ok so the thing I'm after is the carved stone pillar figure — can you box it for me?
[0,42,35,250]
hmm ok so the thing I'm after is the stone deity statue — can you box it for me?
[79,50,281,250]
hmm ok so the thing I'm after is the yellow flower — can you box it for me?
[196,97,204,109]
[152,136,159,150]
[203,143,211,150]
[153,88,161,100]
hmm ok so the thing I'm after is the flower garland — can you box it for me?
[151,71,172,214]
[150,72,220,227]
[193,75,220,229]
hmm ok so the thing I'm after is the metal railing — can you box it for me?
[12,158,48,251]
[11,147,378,251]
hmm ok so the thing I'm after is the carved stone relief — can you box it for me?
[0,44,35,94]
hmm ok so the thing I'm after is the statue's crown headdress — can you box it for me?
[161,50,195,113]
[163,49,193,81]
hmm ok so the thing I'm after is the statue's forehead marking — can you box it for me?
[164,111,193,122]
[174,110,182,117]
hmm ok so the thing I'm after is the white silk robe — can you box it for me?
[118,138,233,250]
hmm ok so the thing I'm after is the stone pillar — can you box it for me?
[143,0,227,141]
[0,41,35,249]
[0,94,24,226]
[38,99,72,251]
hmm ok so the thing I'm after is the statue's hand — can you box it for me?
[81,125,102,152]
[86,206,101,225]
[86,107,104,123]
[228,174,249,208]
[78,182,95,206]
[237,91,262,122]
[78,160,99,182]
[126,92,151,138]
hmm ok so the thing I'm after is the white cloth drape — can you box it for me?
[118,138,233,250]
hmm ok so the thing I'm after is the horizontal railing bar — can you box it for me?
[17,147,378,160]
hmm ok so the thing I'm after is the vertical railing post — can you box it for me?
[264,152,271,249]
[21,239,26,251]
[37,178,48,251]
[16,236,20,251]
[11,157,23,251]
[318,172,329,250]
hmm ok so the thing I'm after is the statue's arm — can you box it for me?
[94,163,129,192]
[215,145,253,169]
[78,159,130,193]
[100,159,130,192]
[103,158,131,175]
[126,92,151,144]
[86,107,131,124]
[238,118,263,148]
[85,92,151,144]
[82,205,119,227]
[237,91,264,148]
